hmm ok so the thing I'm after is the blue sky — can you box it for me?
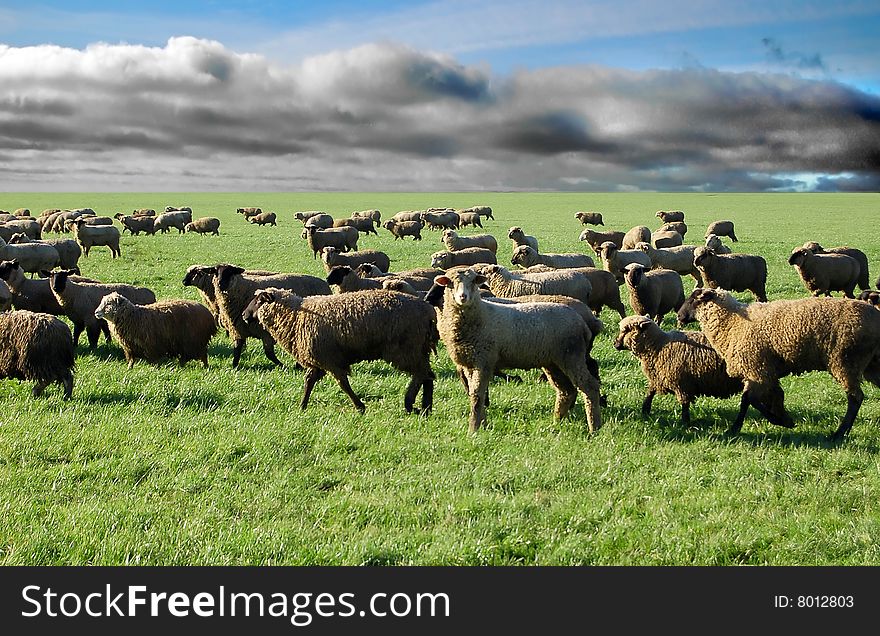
[0,1,878,191]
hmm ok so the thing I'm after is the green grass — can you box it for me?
[1,192,879,565]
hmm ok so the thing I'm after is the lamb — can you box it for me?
[320,246,391,273]
[595,241,652,283]
[508,227,538,251]
[431,248,497,269]
[351,209,381,223]
[305,226,358,258]
[441,230,498,254]
[48,269,156,348]
[635,242,702,285]
[613,315,742,424]
[800,242,870,291]
[0,236,59,273]
[677,287,880,441]
[476,264,593,305]
[705,234,731,254]
[622,226,651,250]
[237,207,262,217]
[579,228,625,251]
[788,247,859,298]
[510,245,594,270]
[705,220,738,242]
[182,265,275,327]
[68,218,121,257]
[433,268,601,432]
[422,210,460,231]
[8,233,80,270]
[659,221,688,238]
[249,212,277,227]
[622,263,685,323]
[212,264,331,368]
[383,219,423,241]
[575,211,603,226]
[242,288,437,414]
[692,246,767,302]
[0,310,75,399]
[115,214,156,236]
[651,229,683,248]
[456,212,483,228]
[95,292,217,368]
[390,210,424,223]
[333,216,377,235]
[153,210,191,234]
[185,217,221,235]
[656,210,685,223]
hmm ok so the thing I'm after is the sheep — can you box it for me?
[305,226,358,258]
[115,214,156,236]
[476,264,593,305]
[659,221,688,238]
[0,236,59,273]
[0,310,75,399]
[788,247,860,298]
[81,216,113,226]
[294,211,326,223]
[431,248,497,270]
[185,217,221,235]
[242,288,437,414]
[13,208,30,217]
[237,207,262,217]
[40,208,62,217]
[422,210,460,231]
[68,219,121,258]
[705,234,731,254]
[333,216,377,235]
[579,228,625,251]
[212,264,331,368]
[48,269,156,348]
[164,206,192,214]
[622,263,685,324]
[656,210,685,223]
[381,278,420,296]
[8,234,80,270]
[354,264,440,292]
[507,227,538,251]
[857,290,880,308]
[510,245,594,270]
[613,315,742,424]
[635,242,702,285]
[0,218,41,241]
[249,211,277,227]
[383,219,423,241]
[677,287,880,441]
[95,292,216,368]
[302,213,333,229]
[433,268,601,432]
[391,210,424,223]
[0,260,71,314]
[705,220,737,242]
[351,209,381,223]
[182,265,275,328]
[132,208,156,216]
[441,230,498,254]
[622,225,651,250]
[651,229,683,248]
[800,242,870,291]
[326,265,385,293]
[40,212,63,233]
[458,205,494,221]
[320,246,391,273]
[692,246,767,302]
[575,211,603,226]
[456,212,483,228]
[595,241,652,283]
[153,210,191,234]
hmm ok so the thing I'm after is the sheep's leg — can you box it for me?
[332,371,366,413]
[831,389,864,442]
[420,375,434,415]
[563,360,602,433]
[231,338,245,368]
[403,376,420,413]
[300,368,326,410]
[86,324,101,349]
[468,367,490,432]
[32,380,49,398]
[750,383,794,428]
[71,322,84,346]
[261,337,282,366]
[679,398,691,425]
[641,390,655,416]
[61,372,73,400]
[727,391,750,436]
[543,366,577,419]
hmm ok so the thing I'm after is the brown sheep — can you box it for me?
[0,310,75,399]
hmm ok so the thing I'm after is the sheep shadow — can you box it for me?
[79,389,226,410]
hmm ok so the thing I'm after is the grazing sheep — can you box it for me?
[579,228,625,251]
[391,210,424,223]
[8,234,80,270]
[212,264,331,368]
[115,214,156,236]
[305,226,359,258]
[857,290,880,308]
[705,234,732,254]
[788,247,859,298]
[651,229,683,248]
[383,219,423,241]
[677,287,880,441]
[456,212,483,228]
[659,222,688,238]
[0,236,59,273]
[242,288,437,414]
[185,217,221,236]
[431,248,497,270]
[237,207,262,218]
[320,246,391,273]
[622,225,651,250]
[333,216,377,235]
[39,212,63,234]
[422,210,460,231]
[575,211,604,226]
[351,209,381,223]
[48,269,156,348]
[656,210,685,223]
[508,227,538,251]
[95,292,216,368]
[705,220,737,242]
[441,230,498,254]
[294,211,326,224]
[458,205,494,221]
[68,219,121,258]
[614,315,742,424]
[153,210,191,234]
[623,263,685,324]
[476,264,593,305]
[182,265,275,328]
[0,218,42,241]
[249,211,277,227]
[0,310,75,399]
[595,241,652,283]
[635,242,702,285]
[510,245,594,270]
[433,268,601,432]
[801,242,870,291]
[693,246,767,302]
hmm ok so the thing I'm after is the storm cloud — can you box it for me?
[0,37,877,191]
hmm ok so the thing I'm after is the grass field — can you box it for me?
[1,192,879,565]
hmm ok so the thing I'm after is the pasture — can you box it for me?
[1,192,879,565]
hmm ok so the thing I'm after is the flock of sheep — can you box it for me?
[0,202,878,444]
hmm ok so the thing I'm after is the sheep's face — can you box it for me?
[510,246,529,266]
[430,252,450,269]
[242,290,274,324]
[507,227,522,240]
[95,292,126,321]
[624,263,646,287]
[326,265,353,287]
[597,242,617,259]
[435,270,486,307]
[613,316,654,351]
[802,241,822,254]
[677,287,719,326]
[182,265,215,288]
[692,246,713,267]
[216,264,245,292]
[0,260,22,283]
[634,242,651,253]
[705,234,722,250]
[788,249,809,266]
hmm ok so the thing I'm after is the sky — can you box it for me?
[0,0,878,192]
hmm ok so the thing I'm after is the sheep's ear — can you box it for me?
[474,274,487,286]
[637,316,651,329]
[434,275,452,287]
